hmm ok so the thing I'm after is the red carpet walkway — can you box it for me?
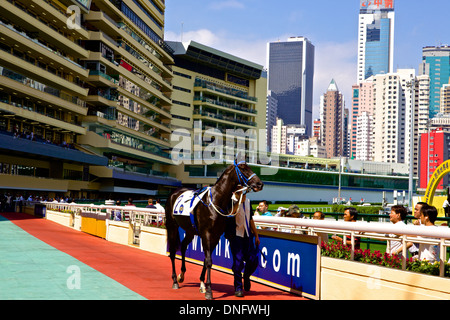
[1,212,305,301]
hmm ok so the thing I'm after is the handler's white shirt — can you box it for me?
[236,198,251,237]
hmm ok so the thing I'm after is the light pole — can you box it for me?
[406,80,415,209]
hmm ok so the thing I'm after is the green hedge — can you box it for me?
[331,204,383,215]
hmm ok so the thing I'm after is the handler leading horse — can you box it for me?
[165,160,263,300]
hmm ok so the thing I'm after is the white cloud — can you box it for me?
[165,29,358,119]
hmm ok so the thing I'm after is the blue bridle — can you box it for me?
[234,160,256,189]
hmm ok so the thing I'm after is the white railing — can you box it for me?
[42,202,450,277]
[42,202,165,227]
[253,215,450,277]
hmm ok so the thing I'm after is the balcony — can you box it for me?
[194,78,257,103]
[193,110,256,128]
[0,130,107,166]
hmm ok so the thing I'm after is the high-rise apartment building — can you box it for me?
[357,0,395,84]
[167,40,267,175]
[419,45,450,118]
[350,79,374,159]
[372,69,423,176]
[320,79,345,158]
[267,37,314,136]
[356,111,373,161]
[0,0,181,199]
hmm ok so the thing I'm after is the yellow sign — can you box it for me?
[423,160,450,204]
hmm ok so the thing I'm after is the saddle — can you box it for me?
[173,187,211,231]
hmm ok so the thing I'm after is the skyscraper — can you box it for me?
[419,45,450,118]
[320,79,345,158]
[267,37,315,136]
[357,0,395,84]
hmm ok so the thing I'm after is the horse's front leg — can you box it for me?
[203,250,213,300]
[199,263,206,293]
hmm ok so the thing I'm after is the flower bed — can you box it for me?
[321,240,450,277]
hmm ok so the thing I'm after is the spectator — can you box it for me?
[443,195,450,218]
[275,207,288,217]
[386,205,414,256]
[146,198,156,209]
[418,204,440,263]
[286,205,303,218]
[154,199,165,214]
[331,207,360,249]
[124,198,135,221]
[313,211,325,220]
[413,202,427,226]
[410,202,427,256]
[113,200,122,221]
[313,211,329,243]
[254,200,271,216]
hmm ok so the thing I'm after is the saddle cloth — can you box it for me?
[173,187,210,217]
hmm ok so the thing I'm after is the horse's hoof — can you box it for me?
[205,292,213,300]
[177,273,184,283]
[199,282,206,293]
[172,283,179,290]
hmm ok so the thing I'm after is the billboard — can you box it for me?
[360,0,394,10]
[176,228,320,299]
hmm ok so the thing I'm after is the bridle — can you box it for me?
[234,160,256,189]
[208,161,257,217]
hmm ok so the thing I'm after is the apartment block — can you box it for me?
[0,0,181,199]
[167,40,267,183]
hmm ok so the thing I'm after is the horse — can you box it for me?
[165,160,263,300]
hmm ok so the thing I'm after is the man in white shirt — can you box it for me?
[418,205,440,263]
[387,205,413,256]
[229,195,260,297]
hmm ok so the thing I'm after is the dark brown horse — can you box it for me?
[165,160,263,300]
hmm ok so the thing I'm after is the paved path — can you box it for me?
[0,212,305,301]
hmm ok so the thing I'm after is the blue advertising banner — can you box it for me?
[176,229,320,299]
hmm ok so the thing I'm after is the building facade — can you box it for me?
[167,40,267,182]
[267,37,314,136]
[320,79,345,158]
[419,128,450,191]
[419,45,450,118]
[350,79,374,159]
[357,0,395,84]
[0,0,181,200]
[372,69,423,177]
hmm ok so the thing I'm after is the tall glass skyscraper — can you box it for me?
[357,0,395,84]
[420,45,450,118]
[267,37,315,136]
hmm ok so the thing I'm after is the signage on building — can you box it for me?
[175,228,320,299]
[360,0,394,10]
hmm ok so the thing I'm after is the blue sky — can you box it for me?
[164,0,449,117]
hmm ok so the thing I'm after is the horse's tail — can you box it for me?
[165,189,182,252]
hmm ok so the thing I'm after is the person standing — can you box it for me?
[386,205,413,256]
[146,198,156,209]
[418,205,440,263]
[254,200,271,216]
[331,207,360,249]
[229,195,260,297]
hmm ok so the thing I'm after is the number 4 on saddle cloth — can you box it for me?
[173,186,211,232]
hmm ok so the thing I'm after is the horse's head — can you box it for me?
[233,160,263,193]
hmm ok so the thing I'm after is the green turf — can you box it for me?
[0,215,146,300]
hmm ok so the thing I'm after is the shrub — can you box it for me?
[321,240,450,277]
